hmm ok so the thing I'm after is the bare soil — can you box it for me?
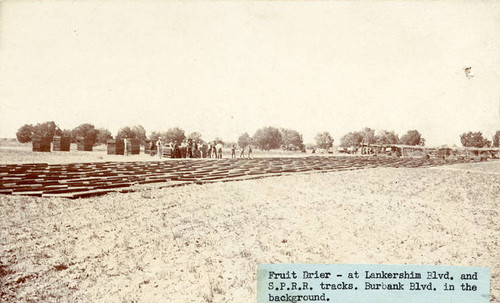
[1,160,498,302]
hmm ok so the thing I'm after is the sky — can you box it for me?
[1,1,499,146]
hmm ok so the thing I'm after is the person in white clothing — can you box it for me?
[216,142,223,159]
[123,138,129,156]
[156,137,163,159]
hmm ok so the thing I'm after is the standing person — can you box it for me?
[207,142,212,158]
[157,137,163,159]
[248,145,253,159]
[174,141,181,158]
[216,141,223,159]
[187,139,193,158]
[212,141,217,159]
[240,146,245,158]
[124,138,129,156]
[231,145,236,159]
[150,140,156,157]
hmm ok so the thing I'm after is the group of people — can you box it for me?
[232,144,252,159]
[207,141,224,159]
[149,138,253,159]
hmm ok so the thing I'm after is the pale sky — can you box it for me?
[1,1,499,146]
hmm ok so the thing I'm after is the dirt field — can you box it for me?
[1,153,498,302]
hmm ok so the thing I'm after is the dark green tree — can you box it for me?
[314,132,334,150]
[253,127,282,150]
[187,132,204,144]
[165,127,186,144]
[400,130,425,146]
[72,123,99,145]
[460,131,491,148]
[96,128,113,145]
[492,131,500,147]
[280,128,304,150]
[16,124,35,143]
[361,127,376,144]
[238,132,252,148]
[340,131,363,147]
[116,125,147,143]
[33,121,62,140]
[375,130,399,145]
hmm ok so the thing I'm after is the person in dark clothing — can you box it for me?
[174,142,181,158]
[231,145,236,159]
[212,141,218,159]
[150,140,156,157]
[187,139,193,158]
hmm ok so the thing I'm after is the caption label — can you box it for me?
[257,264,489,303]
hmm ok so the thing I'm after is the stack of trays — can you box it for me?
[32,135,51,152]
[52,136,70,151]
[107,139,124,155]
[129,139,140,155]
[76,137,93,151]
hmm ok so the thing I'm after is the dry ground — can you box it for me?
[1,160,498,302]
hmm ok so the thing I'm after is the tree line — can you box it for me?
[15,121,500,149]
[339,128,425,147]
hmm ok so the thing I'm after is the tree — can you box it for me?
[72,123,99,145]
[61,129,72,140]
[375,130,399,145]
[314,132,334,150]
[238,132,252,148]
[117,126,135,140]
[280,128,304,150]
[492,131,500,148]
[34,121,62,140]
[361,127,376,144]
[460,131,491,148]
[16,124,35,143]
[96,128,112,145]
[340,131,363,147]
[187,132,204,144]
[400,130,425,146]
[116,125,147,143]
[253,127,282,150]
[165,127,186,144]
[132,125,147,143]
[149,131,164,142]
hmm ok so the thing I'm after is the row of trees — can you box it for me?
[460,131,500,148]
[238,127,304,151]
[15,122,500,149]
[16,122,212,147]
[16,122,142,145]
[339,128,425,147]
[337,128,500,148]
[149,128,206,145]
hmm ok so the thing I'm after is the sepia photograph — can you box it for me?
[0,1,499,302]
